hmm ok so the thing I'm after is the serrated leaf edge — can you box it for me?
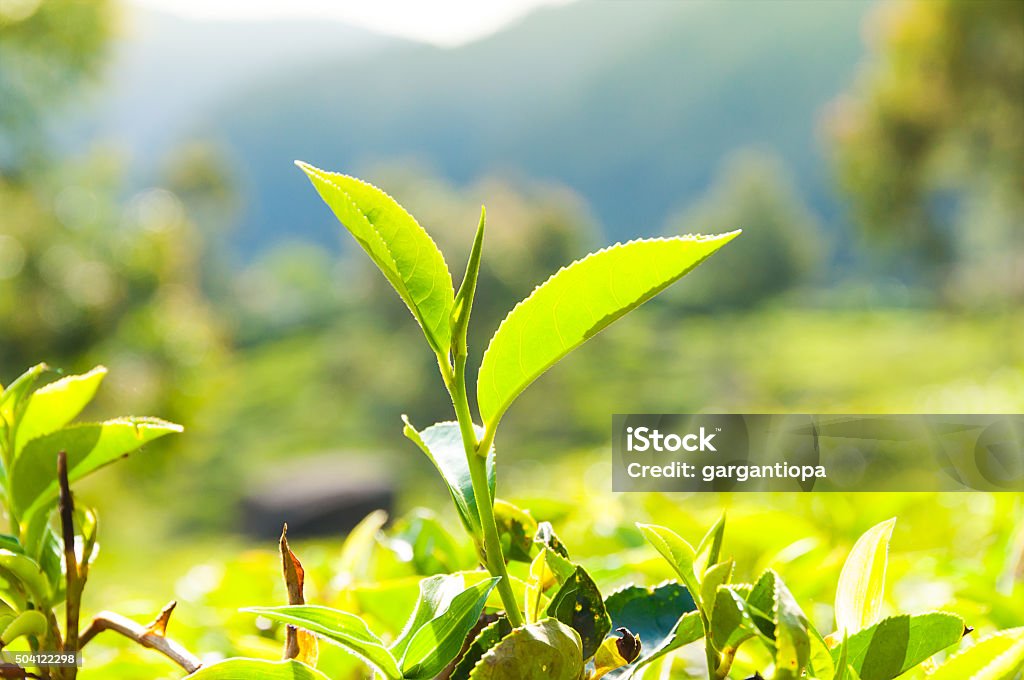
[925,626,1024,679]
[478,232,739,426]
[297,162,454,352]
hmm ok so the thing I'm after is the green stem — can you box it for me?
[701,612,717,680]
[713,646,735,679]
[444,353,525,628]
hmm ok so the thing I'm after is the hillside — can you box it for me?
[56,7,403,164]
[66,0,875,258]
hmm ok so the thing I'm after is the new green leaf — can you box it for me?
[835,612,966,680]
[400,576,500,679]
[773,571,812,680]
[14,366,107,455]
[700,559,733,609]
[694,513,726,576]
[391,574,465,659]
[452,617,513,680]
[296,162,454,354]
[243,605,401,679]
[477,233,739,426]
[927,626,1024,680]
[710,586,758,652]
[0,550,49,605]
[835,518,895,635]
[402,419,495,539]
[636,522,703,611]
[12,418,183,517]
[0,363,47,417]
[452,207,486,358]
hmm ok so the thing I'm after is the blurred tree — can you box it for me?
[661,150,824,310]
[0,152,227,417]
[828,0,1024,299]
[0,1,227,421]
[0,0,113,168]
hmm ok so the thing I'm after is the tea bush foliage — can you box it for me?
[1,169,1021,679]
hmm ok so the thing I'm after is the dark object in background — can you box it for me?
[240,453,393,539]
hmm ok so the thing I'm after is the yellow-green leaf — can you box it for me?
[835,612,966,680]
[402,419,494,540]
[774,571,812,680]
[15,366,107,455]
[12,418,183,518]
[243,604,401,679]
[835,518,896,635]
[636,522,703,611]
[400,576,499,679]
[927,626,1024,680]
[296,163,454,354]
[477,233,739,427]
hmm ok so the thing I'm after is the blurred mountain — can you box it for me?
[58,6,403,164]
[65,0,873,258]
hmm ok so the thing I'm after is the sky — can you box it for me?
[127,0,575,46]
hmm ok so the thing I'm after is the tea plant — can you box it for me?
[3,166,1022,679]
[0,364,183,678]
[191,165,1019,679]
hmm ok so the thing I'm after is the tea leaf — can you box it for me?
[336,510,388,588]
[12,418,182,517]
[0,363,48,417]
[37,528,64,597]
[296,162,454,355]
[835,612,966,680]
[385,510,469,575]
[391,574,466,659]
[452,617,513,680]
[700,559,733,610]
[402,419,495,539]
[525,551,555,623]
[545,565,611,659]
[0,549,49,605]
[710,586,758,652]
[603,582,699,677]
[773,571,812,680]
[458,570,530,614]
[694,513,727,576]
[493,499,537,563]
[745,570,779,639]
[477,233,739,427]
[0,535,21,554]
[469,617,583,680]
[533,522,570,560]
[927,626,1024,680]
[185,658,329,680]
[636,523,703,611]
[452,208,486,358]
[400,576,500,679]
[592,628,642,680]
[835,518,895,635]
[0,610,48,646]
[243,604,401,679]
[14,366,106,455]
